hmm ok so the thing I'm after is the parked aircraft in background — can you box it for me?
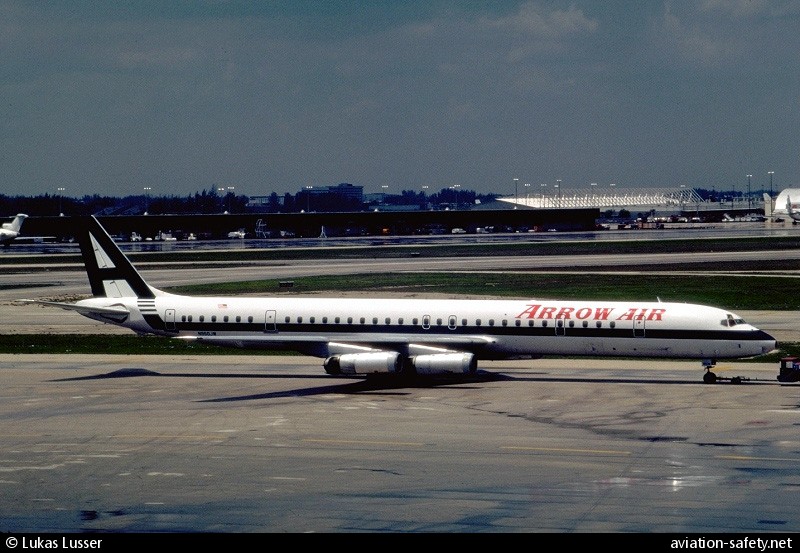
[769,188,800,223]
[0,214,28,247]
[20,216,777,383]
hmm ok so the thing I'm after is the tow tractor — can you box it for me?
[703,357,800,384]
[777,357,800,383]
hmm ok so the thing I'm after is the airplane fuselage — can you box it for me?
[76,294,775,365]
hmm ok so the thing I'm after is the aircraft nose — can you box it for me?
[756,330,778,354]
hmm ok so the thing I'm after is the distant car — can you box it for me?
[451,228,466,234]
[227,229,246,239]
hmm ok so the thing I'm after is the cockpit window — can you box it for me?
[721,314,746,327]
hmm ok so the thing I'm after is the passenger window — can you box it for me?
[297,317,303,323]
[284,316,289,323]
[322,317,327,323]
[595,321,601,328]
[476,319,481,326]
[515,320,521,327]
[501,320,507,327]
[236,316,241,323]
[310,317,315,323]
[373,317,378,324]
[582,321,588,328]
[385,317,391,325]
[462,319,468,326]
[248,316,253,323]
[211,315,217,322]
[335,317,340,323]
[398,318,404,324]
[488,319,494,326]
[348,317,353,324]
[541,320,547,327]
[199,315,205,322]
[224,315,229,323]
[360,317,365,324]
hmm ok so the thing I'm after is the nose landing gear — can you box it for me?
[702,359,717,384]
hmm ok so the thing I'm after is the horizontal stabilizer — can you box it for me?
[16,299,130,321]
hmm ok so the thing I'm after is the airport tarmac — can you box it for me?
[1,354,799,533]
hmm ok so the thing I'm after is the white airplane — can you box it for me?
[769,188,800,223]
[21,216,776,384]
[0,214,28,247]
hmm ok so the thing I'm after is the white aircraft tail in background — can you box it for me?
[19,216,777,383]
[770,188,800,223]
[0,214,28,247]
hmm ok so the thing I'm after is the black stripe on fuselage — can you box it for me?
[141,315,771,342]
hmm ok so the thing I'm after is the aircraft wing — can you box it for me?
[179,333,497,358]
[180,334,496,346]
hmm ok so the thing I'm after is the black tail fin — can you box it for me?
[76,216,157,299]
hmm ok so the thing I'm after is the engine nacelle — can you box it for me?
[324,352,401,375]
[412,353,477,375]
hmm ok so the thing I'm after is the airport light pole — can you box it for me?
[769,171,774,197]
[305,186,313,212]
[227,186,234,213]
[680,184,686,212]
[57,187,65,216]
[524,183,530,205]
[747,174,752,210]
[143,187,151,214]
[513,177,519,208]
[556,179,562,207]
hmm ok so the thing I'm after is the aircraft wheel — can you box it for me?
[703,371,717,384]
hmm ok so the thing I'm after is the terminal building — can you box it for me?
[497,185,767,222]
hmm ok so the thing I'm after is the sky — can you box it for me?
[2,1,799,200]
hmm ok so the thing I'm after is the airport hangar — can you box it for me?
[21,186,761,241]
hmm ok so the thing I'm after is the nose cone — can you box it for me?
[755,329,778,354]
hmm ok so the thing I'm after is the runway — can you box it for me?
[2,354,799,533]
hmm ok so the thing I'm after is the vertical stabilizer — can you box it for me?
[1,213,27,232]
[76,216,159,298]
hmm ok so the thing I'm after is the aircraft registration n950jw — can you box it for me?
[21,216,776,383]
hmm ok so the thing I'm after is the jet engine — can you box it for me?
[412,353,477,375]
[324,352,401,375]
